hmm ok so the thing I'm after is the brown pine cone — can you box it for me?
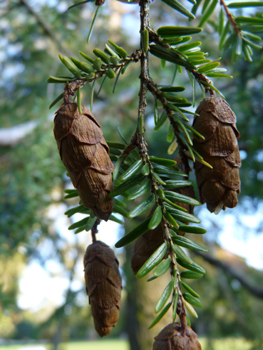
[131,186,196,275]
[193,96,241,213]
[153,323,202,350]
[54,103,114,221]
[84,241,122,337]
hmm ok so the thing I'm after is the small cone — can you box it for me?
[54,103,114,221]
[153,323,202,350]
[84,241,122,337]
[193,96,241,214]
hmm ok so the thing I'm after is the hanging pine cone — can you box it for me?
[153,323,202,350]
[193,96,241,213]
[131,186,195,274]
[54,103,114,221]
[84,241,122,337]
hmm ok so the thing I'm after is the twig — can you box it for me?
[91,218,100,243]
[220,0,241,36]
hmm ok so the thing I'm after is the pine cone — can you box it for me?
[193,96,241,213]
[131,186,195,274]
[54,103,114,221]
[84,241,122,337]
[153,323,202,350]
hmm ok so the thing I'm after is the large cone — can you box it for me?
[193,96,241,213]
[84,241,122,337]
[153,323,202,350]
[54,103,114,220]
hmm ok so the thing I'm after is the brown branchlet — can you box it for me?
[153,323,202,350]
[84,241,122,337]
[54,103,114,220]
[193,96,241,213]
[131,186,196,274]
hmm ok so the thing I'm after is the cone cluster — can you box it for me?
[153,323,202,350]
[54,102,114,221]
[84,241,122,337]
[131,186,195,274]
[193,96,241,213]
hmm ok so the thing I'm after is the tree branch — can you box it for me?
[195,251,263,299]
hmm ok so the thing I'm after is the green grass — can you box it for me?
[0,338,253,350]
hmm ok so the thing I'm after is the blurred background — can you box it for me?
[0,0,263,349]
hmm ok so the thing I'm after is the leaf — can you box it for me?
[64,204,90,217]
[180,270,203,279]
[164,211,179,229]
[181,281,200,298]
[235,16,263,24]
[154,111,168,130]
[242,37,262,50]
[154,165,187,177]
[153,257,172,277]
[49,92,64,109]
[197,62,221,74]
[115,217,152,248]
[177,41,202,52]
[119,160,143,181]
[159,85,185,92]
[137,242,168,278]
[176,258,206,274]
[155,280,174,313]
[163,179,192,189]
[117,124,128,144]
[64,191,79,199]
[107,142,126,150]
[165,191,200,206]
[171,234,207,252]
[177,225,207,235]
[108,215,124,224]
[141,163,150,176]
[79,51,94,63]
[168,139,178,155]
[157,26,202,37]
[149,44,195,70]
[77,88,82,114]
[113,155,125,181]
[218,7,224,35]
[227,1,263,8]
[163,197,187,212]
[74,216,97,234]
[199,0,218,27]
[148,302,172,329]
[97,75,107,96]
[165,205,201,224]
[109,173,145,197]
[160,0,195,19]
[183,299,198,318]
[150,157,177,167]
[172,244,193,264]
[113,67,122,93]
[219,20,231,50]
[148,206,163,230]
[183,293,202,308]
[127,181,151,200]
[128,194,155,218]
[152,171,167,185]
[113,204,129,218]
[47,76,72,83]
[87,6,100,43]
[173,292,179,322]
